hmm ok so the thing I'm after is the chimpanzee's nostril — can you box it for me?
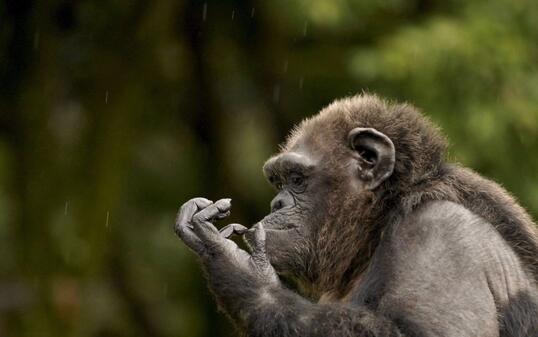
[270,191,295,213]
[271,199,283,213]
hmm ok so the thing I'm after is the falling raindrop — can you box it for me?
[33,31,40,50]
[251,7,255,18]
[299,77,304,90]
[64,201,69,215]
[273,85,280,103]
[202,3,207,22]
[105,91,109,104]
[105,211,110,228]
[303,21,308,36]
[232,10,235,20]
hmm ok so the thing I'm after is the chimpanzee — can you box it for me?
[175,94,538,336]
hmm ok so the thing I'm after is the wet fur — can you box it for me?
[284,95,538,297]
[281,94,538,334]
[193,93,538,336]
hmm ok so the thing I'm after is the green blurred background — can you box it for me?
[1,0,538,336]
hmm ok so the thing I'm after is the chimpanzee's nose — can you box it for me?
[270,191,295,212]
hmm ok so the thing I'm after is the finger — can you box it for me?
[190,199,233,252]
[249,223,269,266]
[219,223,248,238]
[193,197,213,209]
[175,225,205,254]
[194,198,232,222]
[192,201,231,245]
[176,198,213,230]
[191,219,221,246]
[174,198,213,255]
[176,202,197,230]
[175,215,204,254]
[215,211,231,220]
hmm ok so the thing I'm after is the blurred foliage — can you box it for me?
[0,0,537,336]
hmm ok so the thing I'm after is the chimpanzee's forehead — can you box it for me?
[285,138,318,162]
[285,123,346,156]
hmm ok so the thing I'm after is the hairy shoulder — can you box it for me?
[373,201,502,336]
[384,200,504,273]
[395,200,492,247]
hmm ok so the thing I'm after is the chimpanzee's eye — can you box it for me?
[269,175,283,190]
[289,173,305,187]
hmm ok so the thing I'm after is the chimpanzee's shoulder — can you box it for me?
[390,200,496,250]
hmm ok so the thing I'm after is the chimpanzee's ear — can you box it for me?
[348,127,395,190]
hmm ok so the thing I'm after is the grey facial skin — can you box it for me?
[175,94,538,336]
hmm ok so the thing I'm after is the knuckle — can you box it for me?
[192,213,202,223]
[175,223,187,236]
[176,210,187,222]
[194,197,211,207]
[201,207,217,219]
[180,200,195,212]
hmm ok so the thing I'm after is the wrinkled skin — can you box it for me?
[174,197,279,286]
[174,147,330,321]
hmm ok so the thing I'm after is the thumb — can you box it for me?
[249,223,269,266]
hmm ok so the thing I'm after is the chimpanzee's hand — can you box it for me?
[174,198,279,290]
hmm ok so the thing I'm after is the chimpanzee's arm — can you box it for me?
[176,199,513,337]
[207,280,402,337]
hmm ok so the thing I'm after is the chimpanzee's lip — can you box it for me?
[252,221,297,232]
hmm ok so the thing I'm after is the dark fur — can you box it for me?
[283,94,538,335]
[178,94,538,336]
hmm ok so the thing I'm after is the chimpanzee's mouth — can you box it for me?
[254,220,297,232]
[254,210,300,232]
[219,220,296,239]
